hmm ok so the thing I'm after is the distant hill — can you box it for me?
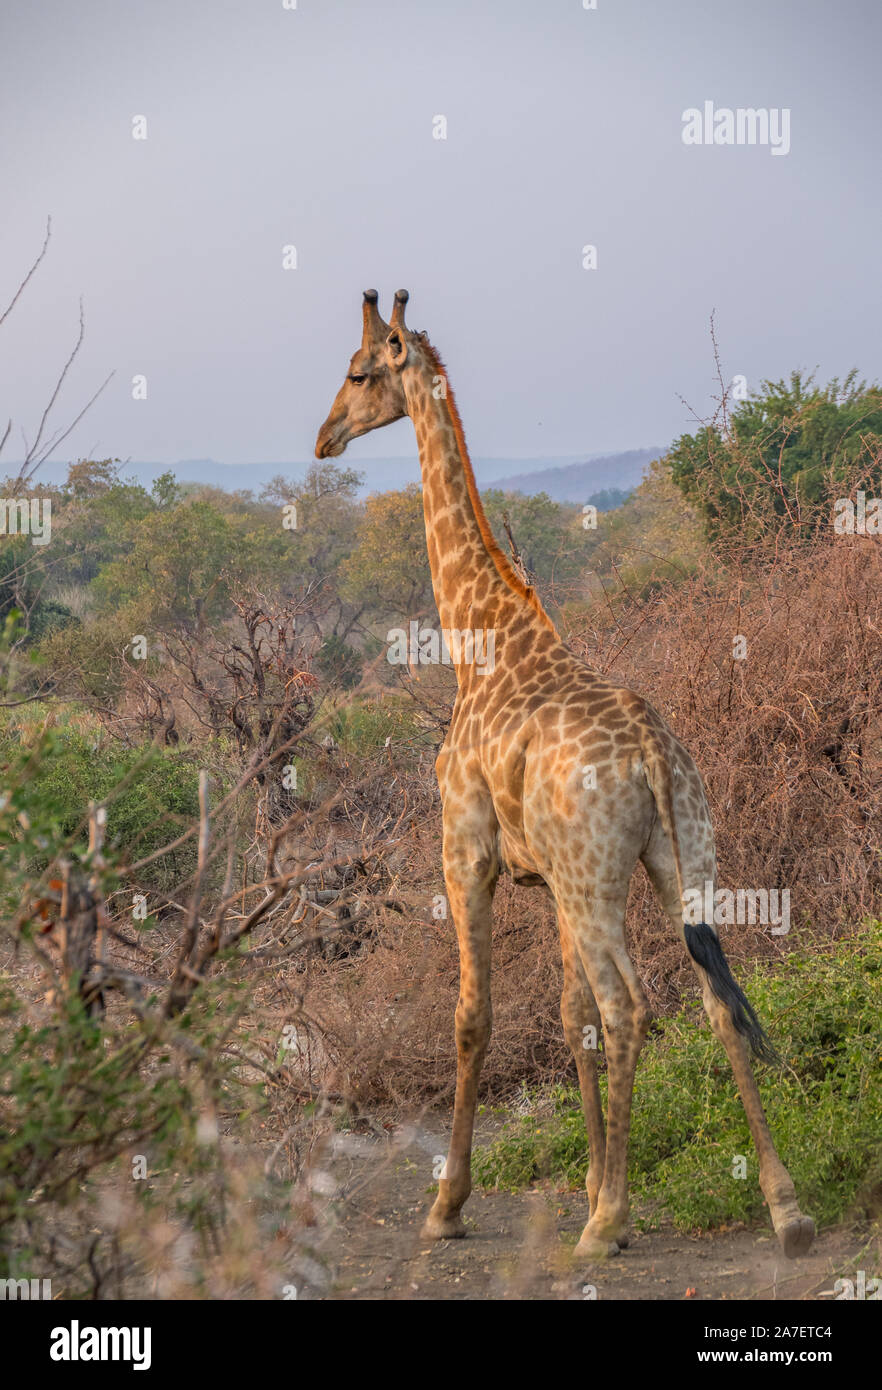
[13,448,663,501]
[483,448,663,502]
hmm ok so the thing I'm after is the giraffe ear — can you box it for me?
[384,329,409,370]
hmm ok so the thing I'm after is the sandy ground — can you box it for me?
[294,1119,880,1301]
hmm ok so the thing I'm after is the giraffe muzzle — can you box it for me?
[315,421,348,458]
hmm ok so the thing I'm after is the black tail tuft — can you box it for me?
[684,922,780,1065]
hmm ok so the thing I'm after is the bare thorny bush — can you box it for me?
[577,534,880,996]
[0,641,420,1296]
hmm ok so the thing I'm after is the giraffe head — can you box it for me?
[315,289,415,458]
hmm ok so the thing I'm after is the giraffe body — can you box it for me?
[316,290,814,1261]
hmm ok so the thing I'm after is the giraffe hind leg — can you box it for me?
[641,820,815,1258]
[558,918,606,1218]
[562,886,651,1261]
[683,921,778,1064]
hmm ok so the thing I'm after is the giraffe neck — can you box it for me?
[402,341,556,664]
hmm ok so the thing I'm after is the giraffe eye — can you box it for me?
[348,373,368,384]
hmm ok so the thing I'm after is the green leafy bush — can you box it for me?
[315,634,364,690]
[0,725,202,891]
[327,697,425,755]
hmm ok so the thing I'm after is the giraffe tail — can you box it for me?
[640,725,779,1065]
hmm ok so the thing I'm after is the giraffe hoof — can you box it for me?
[776,1214,815,1259]
[421,1211,467,1240]
[573,1236,621,1262]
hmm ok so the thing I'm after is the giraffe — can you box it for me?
[315,289,815,1262]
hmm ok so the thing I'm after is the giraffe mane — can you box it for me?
[420,341,557,633]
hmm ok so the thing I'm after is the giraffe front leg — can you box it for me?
[421,982,491,1240]
[422,802,497,1241]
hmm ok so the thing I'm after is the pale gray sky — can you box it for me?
[1,0,879,472]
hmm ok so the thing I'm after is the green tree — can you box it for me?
[340,485,434,619]
[260,461,362,584]
[89,499,288,632]
[54,460,156,586]
[481,488,598,591]
[587,456,705,594]
[668,371,882,541]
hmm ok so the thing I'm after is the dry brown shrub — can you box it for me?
[595,532,881,1006]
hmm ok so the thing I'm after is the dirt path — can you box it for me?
[297,1120,879,1301]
